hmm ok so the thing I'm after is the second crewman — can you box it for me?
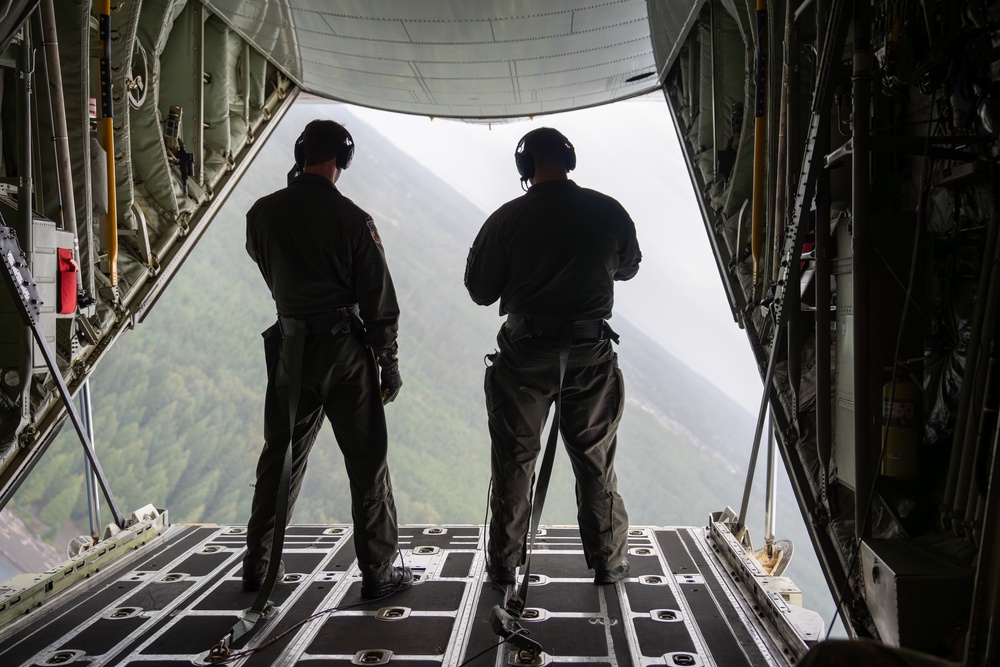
[465,127,642,586]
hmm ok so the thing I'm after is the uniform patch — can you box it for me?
[366,217,382,245]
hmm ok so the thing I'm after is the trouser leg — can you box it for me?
[485,356,553,567]
[559,359,629,570]
[246,332,325,565]
[325,340,399,582]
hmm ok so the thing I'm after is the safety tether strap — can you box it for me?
[508,324,572,618]
[222,319,307,650]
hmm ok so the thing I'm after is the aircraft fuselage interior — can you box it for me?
[0,1,998,665]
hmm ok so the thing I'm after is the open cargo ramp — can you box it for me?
[0,516,822,666]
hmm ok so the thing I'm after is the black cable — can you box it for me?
[481,477,492,553]
[824,92,938,639]
[209,574,414,664]
[210,602,351,663]
[456,628,528,666]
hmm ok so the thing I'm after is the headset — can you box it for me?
[514,127,576,185]
[288,121,355,184]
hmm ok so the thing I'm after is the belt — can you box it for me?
[278,304,360,336]
[505,313,618,343]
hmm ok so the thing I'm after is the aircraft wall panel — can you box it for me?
[52,0,96,299]
[687,37,699,119]
[158,2,206,213]
[0,199,31,377]
[676,46,692,125]
[108,0,144,234]
[696,21,713,153]
[717,10,752,220]
[647,0,706,75]
[207,0,271,25]
[0,216,68,380]
[247,47,270,123]
[861,539,971,654]
[27,218,73,372]
[834,219,856,490]
[132,1,184,225]
[203,16,233,164]
[717,13,744,139]
[227,31,247,154]
[209,0,303,84]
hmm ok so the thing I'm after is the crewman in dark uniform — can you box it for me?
[465,127,641,586]
[243,119,411,598]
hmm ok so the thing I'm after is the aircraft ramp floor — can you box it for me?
[0,523,801,666]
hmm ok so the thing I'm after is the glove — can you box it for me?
[376,350,402,404]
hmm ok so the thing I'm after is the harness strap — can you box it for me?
[507,323,572,618]
[278,304,359,336]
[505,313,615,342]
[224,319,308,647]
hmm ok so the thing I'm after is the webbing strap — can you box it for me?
[509,325,572,616]
[226,320,307,646]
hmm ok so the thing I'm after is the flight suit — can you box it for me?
[245,172,401,583]
[465,179,642,571]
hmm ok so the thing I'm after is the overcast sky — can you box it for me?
[343,94,763,414]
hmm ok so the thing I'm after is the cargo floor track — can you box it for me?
[0,520,816,666]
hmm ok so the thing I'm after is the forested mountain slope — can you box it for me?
[9,102,829,615]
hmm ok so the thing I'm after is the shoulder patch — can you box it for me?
[366,216,382,245]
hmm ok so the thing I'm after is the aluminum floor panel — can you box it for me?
[0,525,790,666]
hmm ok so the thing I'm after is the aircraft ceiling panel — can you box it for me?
[200,0,687,118]
[511,35,652,76]
[571,2,650,32]
[417,75,514,96]
[301,50,416,78]
[414,60,515,81]
[488,14,574,42]
[400,20,496,45]
[316,13,413,42]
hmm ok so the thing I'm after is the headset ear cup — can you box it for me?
[294,133,305,169]
[563,135,576,172]
[565,144,576,172]
[337,128,355,170]
[515,149,534,180]
[337,146,352,170]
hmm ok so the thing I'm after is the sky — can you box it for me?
[341,94,764,415]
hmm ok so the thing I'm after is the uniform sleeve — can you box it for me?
[353,215,400,353]
[614,209,642,281]
[464,212,505,306]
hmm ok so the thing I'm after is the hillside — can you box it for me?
[6,101,831,618]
